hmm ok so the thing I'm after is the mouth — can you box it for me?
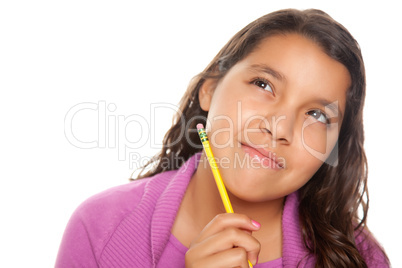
[241,143,284,169]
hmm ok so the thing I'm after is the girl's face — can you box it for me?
[199,33,350,202]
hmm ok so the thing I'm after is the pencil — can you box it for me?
[196,123,254,268]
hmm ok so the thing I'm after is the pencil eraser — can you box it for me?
[196,123,204,130]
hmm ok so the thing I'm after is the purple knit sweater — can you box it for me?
[56,153,388,267]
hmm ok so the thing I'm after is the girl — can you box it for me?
[56,8,389,267]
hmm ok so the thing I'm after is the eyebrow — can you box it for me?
[248,63,286,82]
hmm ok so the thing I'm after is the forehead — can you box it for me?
[235,33,351,111]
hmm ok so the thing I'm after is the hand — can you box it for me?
[185,213,261,268]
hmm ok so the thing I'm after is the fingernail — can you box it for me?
[251,220,261,228]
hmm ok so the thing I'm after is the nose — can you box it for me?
[259,108,295,146]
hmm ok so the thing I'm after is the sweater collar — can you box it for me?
[281,191,314,266]
[151,153,201,266]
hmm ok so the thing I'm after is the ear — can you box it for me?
[198,79,216,112]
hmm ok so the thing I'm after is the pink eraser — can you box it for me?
[196,123,204,130]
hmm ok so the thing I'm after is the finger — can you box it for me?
[194,213,261,244]
[190,227,260,265]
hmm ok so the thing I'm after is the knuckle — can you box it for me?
[238,213,250,221]
[225,226,242,238]
[232,247,248,261]
[213,213,227,224]
[256,239,262,250]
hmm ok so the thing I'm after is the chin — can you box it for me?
[228,187,288,203]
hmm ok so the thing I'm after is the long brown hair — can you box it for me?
[136,9,388,267]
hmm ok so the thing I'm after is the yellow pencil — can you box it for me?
[197,123,254,268]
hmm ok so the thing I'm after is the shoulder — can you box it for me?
[56,170,177,265]
[75,178,149,224]
[354,227,390,267]
[57,154,200,267]
[73,170,178,238]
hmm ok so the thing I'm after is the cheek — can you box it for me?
[302,126,328,154]
[210,122,235,148]
[289,149,324,189]
[290,131,331,184]
[301,119,339,162]
[207,101,239,148]
[207,86,254,147]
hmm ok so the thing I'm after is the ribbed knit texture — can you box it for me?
[99,155,198,267]
[281,192,314,266]
[56,153,388,267]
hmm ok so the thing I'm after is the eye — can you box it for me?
[251,78,273,94]
[307,109,330,124]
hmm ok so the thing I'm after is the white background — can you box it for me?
[1,0,400,267]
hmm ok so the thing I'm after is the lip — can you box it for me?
[241,143,284,169]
